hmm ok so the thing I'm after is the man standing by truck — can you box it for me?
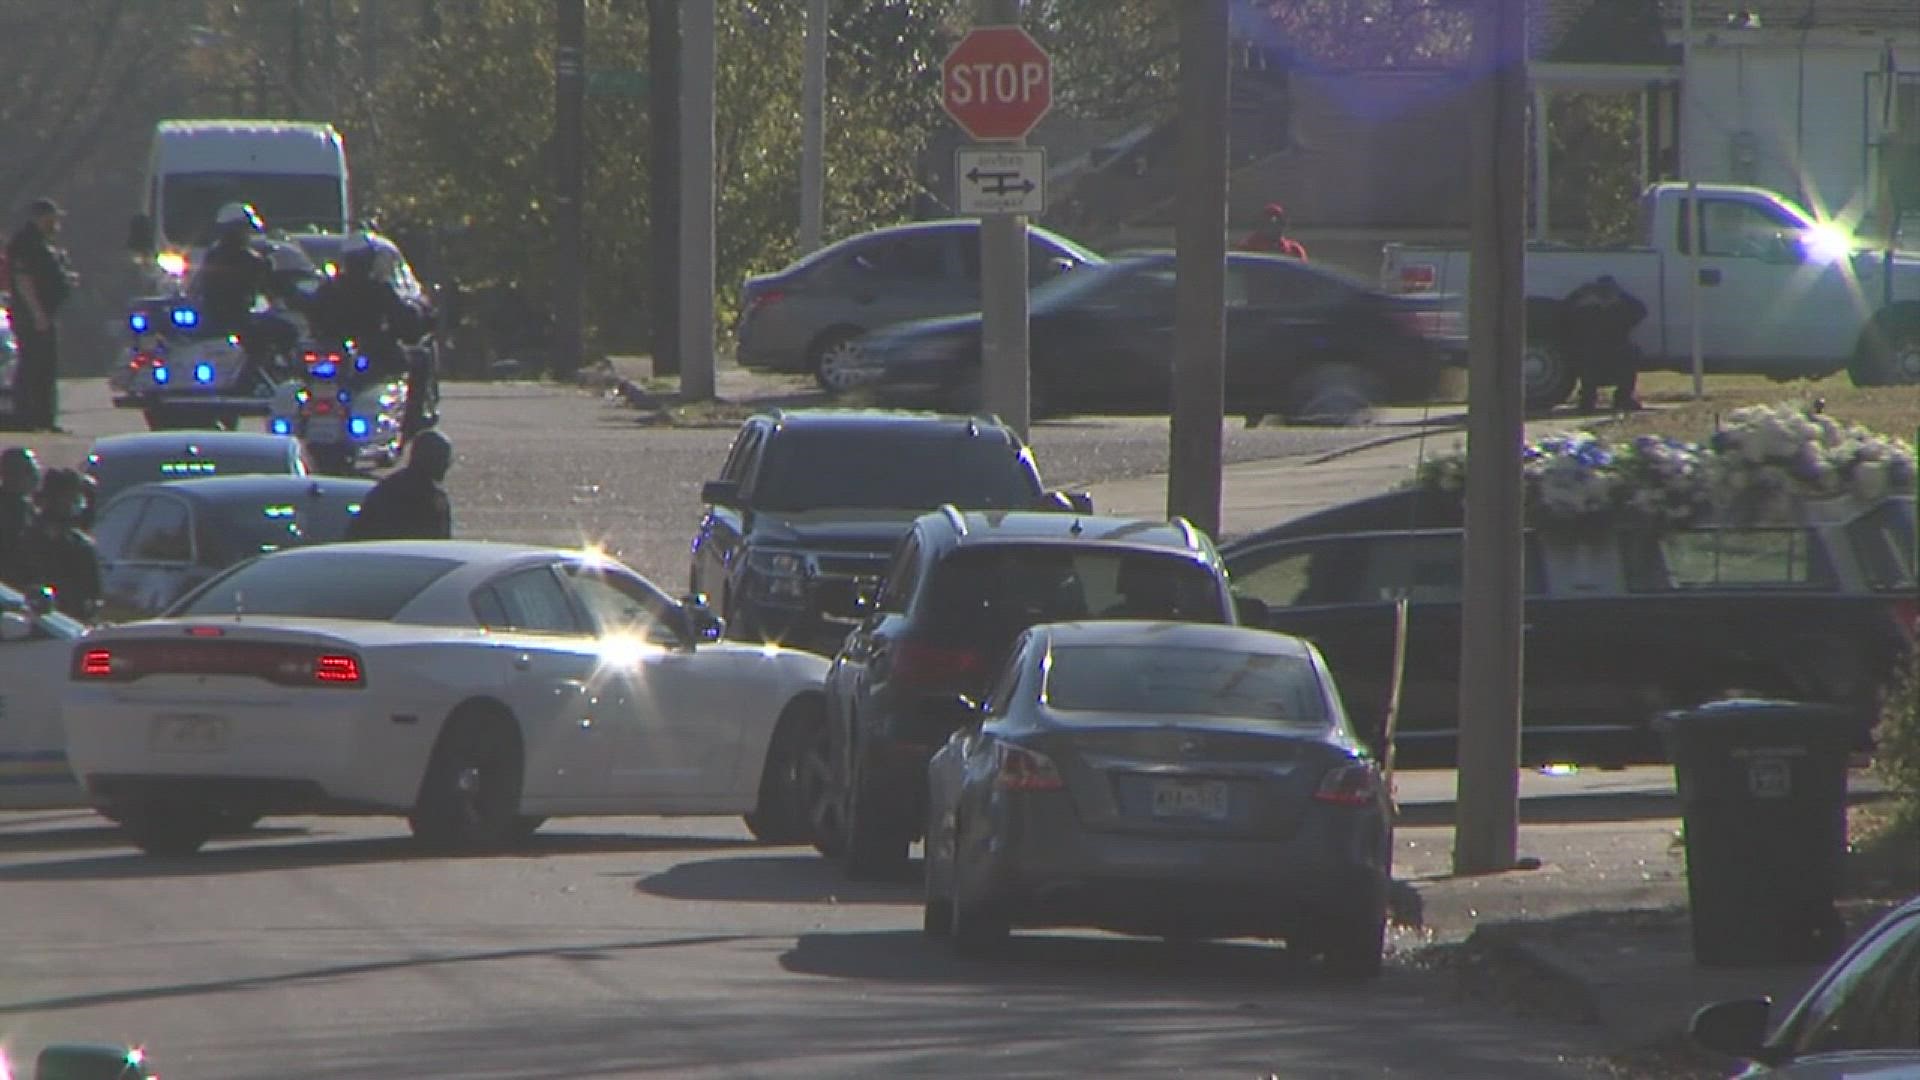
[5,199,76,433]
[1563,274,1646,414]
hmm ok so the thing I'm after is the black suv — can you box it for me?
[690,409,1086,656]
[820,507,1252,878]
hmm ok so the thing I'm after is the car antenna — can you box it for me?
[234,589,244,622]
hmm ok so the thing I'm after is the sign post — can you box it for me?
[943,17,1052,438]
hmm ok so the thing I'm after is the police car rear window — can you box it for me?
[173,552,458,621]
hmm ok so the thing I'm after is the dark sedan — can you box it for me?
[85,430,310,508]
[92,474,372,621]
[922,620,1394,977]
[854,252,1461,421]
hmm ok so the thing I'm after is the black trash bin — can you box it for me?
[1656,698,1862,968]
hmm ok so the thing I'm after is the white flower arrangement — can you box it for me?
[1407,399,1915,532]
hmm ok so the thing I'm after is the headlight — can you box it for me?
[156,251,189,277]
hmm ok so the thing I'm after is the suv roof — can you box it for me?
[920,506,1212,555]
[753,408,1019,436]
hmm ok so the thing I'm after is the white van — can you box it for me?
[130,119,353,283]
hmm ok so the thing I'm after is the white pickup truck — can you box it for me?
[1380,183,1920,407]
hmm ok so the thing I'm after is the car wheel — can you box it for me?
[1315,901,1387,981]
[1522,337,1577,410]
[840,749,909,880]
[1849,314,1920,386]
[1286,362,1379,426]
[809,329,868,394]
[409,718,524,852]
[122,806,221,857]
[744,704,827,845]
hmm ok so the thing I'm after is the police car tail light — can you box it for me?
[193,362,216,384]
[314,654,363,685]
[302,349,321,366]
[170,306,199,329]
[152,364,171,385]
[75,648,116,679]
[69,640,365,688]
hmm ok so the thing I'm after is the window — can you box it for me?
[982,635,1031,717]
[1788,913,1920,1055]
[1043,645,1330,726]
[1644,528,1835,590]
[563,564,677,640]
[850,234,947,281]
[922,545,1228,646]
[720,424,765,484]
[1230,532,1545,606]
[476,566,584,635]
[875,533,924,614]
[1847,500,1917,591]
[91,497,148,561]
[1683,198,1804,258]
[128,497,193,563]
[174,552,458,620]
[750,427,1041,512]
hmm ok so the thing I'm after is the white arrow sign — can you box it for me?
[956,146,1046,216]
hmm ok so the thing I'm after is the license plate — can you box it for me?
[1150,778,1230,820]
[149,713,230,753]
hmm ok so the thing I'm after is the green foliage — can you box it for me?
[1547,93,1643,244]
[1876,661,1920,807]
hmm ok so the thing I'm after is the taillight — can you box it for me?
[890,641,984,687]
[302,349,320,365]
[993,742,1065,791]
[68,640,365,688]
[77,648,115,678]
[746,288,786,315]
[1396,264,1437,292]
[1314,761,1382,807]
[315,654,363,685]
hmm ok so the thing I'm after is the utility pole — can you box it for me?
[678,0,718,400]
[976,0,1030,438]
[1682,0,1705,400]
[552,0,586,381]
[1453,0,1529,877]
[289,0,307,113]
[648,0,681,376]
[1166,0,1229,540]
[799,0,828,254]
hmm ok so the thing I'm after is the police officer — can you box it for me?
[16,468,102,621]
[192,202,275,332]
[309,233,434,432]
[6,198,78,432]
[1563,274,1648,414]
[346,429,453,541]
[0,446,40,585]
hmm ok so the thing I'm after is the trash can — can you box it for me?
[1656,698,1861,968]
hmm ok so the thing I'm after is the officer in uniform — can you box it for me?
[346,430,454,541]
[16,468,101,620]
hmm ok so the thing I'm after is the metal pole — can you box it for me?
[1165,0,1229,540]
[1533,87,1550,240]
[1684,0,1704,400]
[648,0,681,376]
[552,0,586,381]
[799,0,828,254]
[977,0,1030,438]
[679,0,718,400]
[1453,0,1528,878]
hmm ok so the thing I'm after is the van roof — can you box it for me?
[153,120,346,173]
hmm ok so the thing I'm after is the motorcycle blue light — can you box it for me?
[354,355,370,372]
[337,390,351,404]
[170,307,199,329]
[270,417,292,435]
[348,416,370,438]
[313,361,337,378]
[153,365,171,385]
[129,313,150,334]
[193,362,215,384]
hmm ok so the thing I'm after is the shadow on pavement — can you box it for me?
[0,822,310,854]
[633,851,921,906]
[0,829,759,882]
[1396,785,1891,829]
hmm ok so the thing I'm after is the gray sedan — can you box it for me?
[922,620,1394,977]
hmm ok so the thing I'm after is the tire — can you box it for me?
[123,807,220,857]
[840,749,910,880]
[1286,362,1379,426]
[923,886,954,940]
[744,702,829,845]
[1315,903,1387,981]
[1849,313,1920,386]
[1522,337,1577,411]
[408,715,524,852]
[508,815,546,841]
[212,811,262,836]
[808,328,868,394]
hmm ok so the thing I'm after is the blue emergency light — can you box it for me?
[270,417,292,435]
[170,306,199,329]
[152,364,171,385]
[193,362,215,384]
[348,416,370,438]
[354,354,370,372]
[128,312,150,334]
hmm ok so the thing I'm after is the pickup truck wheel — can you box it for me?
[1522,339,1576,410]
[1850,315,1920,386]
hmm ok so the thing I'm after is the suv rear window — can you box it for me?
[173,552,458,620]
[921,544,1227,645]
[752,427,1041,511]
[1044,645,1329,726]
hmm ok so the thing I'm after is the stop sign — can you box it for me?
[941,26,1053,142]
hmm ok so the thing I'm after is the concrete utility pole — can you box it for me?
[976,0,1031,438]
[648,0,681,376]
[1453,0,1529,877]
[678,0,718,400]
[1682,0,1705,400]
[799,0,828,254]
[552,0,586,380]
[1166,0,1229,540]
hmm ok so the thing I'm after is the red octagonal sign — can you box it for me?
[942,26,1053,142]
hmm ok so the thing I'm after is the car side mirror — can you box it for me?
[1688,997,1772,1061]
[701,479,740,508]
[0,611,33,642]
[1233,594,1270,626]
[128,213,156,254]
[681,595,724,644]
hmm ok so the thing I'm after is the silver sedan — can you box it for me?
[922,620,1395,977]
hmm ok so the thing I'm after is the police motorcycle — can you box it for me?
[113,239,321,431]
[267,337,412,475]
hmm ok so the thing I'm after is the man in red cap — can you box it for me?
[1238,203,1308,260]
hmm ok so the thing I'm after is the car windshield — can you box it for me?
[751,428,1040,511]
[1044,644,1330,725]
[91,450,298,503]
[172,552,459,620]
[922,545,1227,647]
[204,493,366,564]
[162,172,346,245]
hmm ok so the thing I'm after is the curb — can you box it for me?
[1464,922,1606,1028]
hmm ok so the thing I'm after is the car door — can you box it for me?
[1050,263,1178,410]
[468,564,608,810]
[92,494,152,621]
[104,492,198,620]
[1227,259,1355,408]
[1771,909,1920,1063]
[560,562,746,807]
[691,421,765,615]
[0,604,85,809]
[830,530,925,784]
[1669,195,1856,375]
[845,229,967,328]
